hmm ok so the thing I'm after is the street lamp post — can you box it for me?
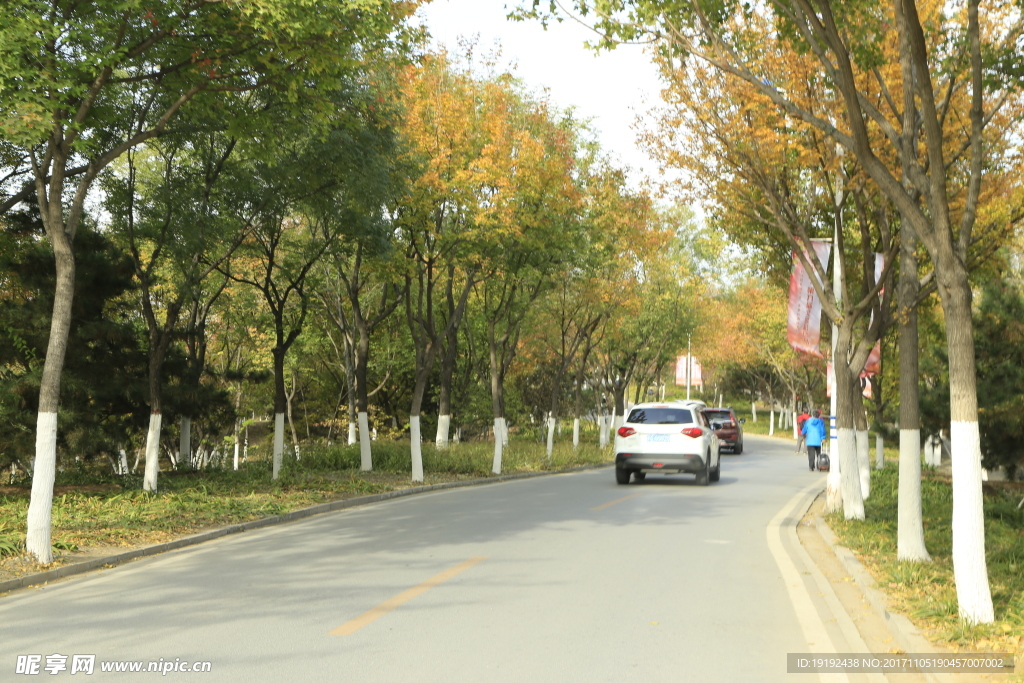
[686,334,692,400]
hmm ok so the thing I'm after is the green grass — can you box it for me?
[0,438,611,563]
[730,404,797,439]
[828,463,1024,657]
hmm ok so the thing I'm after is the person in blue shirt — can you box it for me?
[802,409,826,471]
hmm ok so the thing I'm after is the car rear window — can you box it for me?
[627,408,693,424]
[704,410,733,421]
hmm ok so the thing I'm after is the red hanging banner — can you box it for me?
[674,355,703,387]
[787,240,832,357]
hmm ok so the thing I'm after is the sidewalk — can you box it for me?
[798,492,1015,683]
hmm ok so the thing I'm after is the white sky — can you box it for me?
[414,0,668,186]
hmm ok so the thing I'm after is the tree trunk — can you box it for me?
[355,320,373,470]
[358,412,371,471]
[410,415,423,482]
[546,415,556,458]
[26,238,76,563]
[179,416,192,471]
[286,370,300,460]
[854,390,871,499]
[936,262,993,623]
[573,418,580,449]
[855,426,871,499]
[436,415,452,450]
[491,417,503,474]
[272,348,287,480]
[488,327,506,473]
[612,381,626,434]
[435,325,458,450]
[143,412,162,489]
[408,356,433,483]
[273,413,285,479]
[792,389,798,439]
[834,331,865,520]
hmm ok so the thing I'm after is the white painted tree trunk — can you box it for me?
[611,412,623,436]
[272,412,285,480]
[492,417,503,474]
[179,416,191,470]
[856,428,871,499]
[875,434,884,470]
[118,447,129,476]
[951,421,994,623]
[768,408,775,436]
[823,417,839,511]
[434,413,450,450]
[572,418,580,449]
[410,415,424,482]
[752,401,758,422]
[435,414,451,450]
[26,412,58,563]
[839,428,865,520]
[598,414,607,447]
[792,412,798,439]
[143,412,162,492]
[546,416,556,458]
[358,411,372,471]
[347,421,357,446]
[233,442,239,471]
[897,428,930,562]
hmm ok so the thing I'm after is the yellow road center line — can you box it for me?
[330,556,488,636]
[591,492,643,511]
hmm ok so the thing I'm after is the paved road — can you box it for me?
[2,435,845,682]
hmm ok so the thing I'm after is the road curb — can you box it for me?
[0,462,612,597]
[812,509,952,683]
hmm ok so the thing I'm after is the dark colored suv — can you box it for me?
[703,407,745,453]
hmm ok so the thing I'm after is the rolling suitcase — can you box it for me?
[817,452,830,472]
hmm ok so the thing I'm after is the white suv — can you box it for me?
[613,401,721,485]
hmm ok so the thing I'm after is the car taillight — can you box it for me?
[725,421,735,428]
[681,427,703,438]
[617,426,636,437]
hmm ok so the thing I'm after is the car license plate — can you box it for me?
[647,434,671,443]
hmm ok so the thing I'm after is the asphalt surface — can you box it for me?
[1,435,849,682]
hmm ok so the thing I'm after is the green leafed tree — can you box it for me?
[0,0,420,562]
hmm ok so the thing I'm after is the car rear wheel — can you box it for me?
[633,471,646,482]
[615,467,631,485]
[696,454,710,486]
[710,454,721,482]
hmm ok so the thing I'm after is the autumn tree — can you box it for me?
[525,0,1024,623]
